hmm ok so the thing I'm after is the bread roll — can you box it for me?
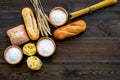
[22,7,39,40]
[7,24,30,46]
[53,20,86,40]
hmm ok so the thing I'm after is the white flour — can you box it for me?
[38,39,55,56]
[6,47,22,64]
[49,9,67,25]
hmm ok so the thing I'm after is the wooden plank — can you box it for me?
[0,37,120,63]
[0,0,120,80]
[62,63,120,80]
[0,63,120,80]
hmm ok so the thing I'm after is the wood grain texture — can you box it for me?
[0,0,120,80]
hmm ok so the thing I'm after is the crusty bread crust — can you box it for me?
[22,7,39,40]
[54,20,87,40]
[7,24,30,46]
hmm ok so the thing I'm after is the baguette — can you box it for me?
[53,20,86,40]
[22,7,39,40]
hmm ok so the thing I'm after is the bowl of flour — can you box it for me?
[49,7,68,27]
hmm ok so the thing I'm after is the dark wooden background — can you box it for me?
[0,0,120,80]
